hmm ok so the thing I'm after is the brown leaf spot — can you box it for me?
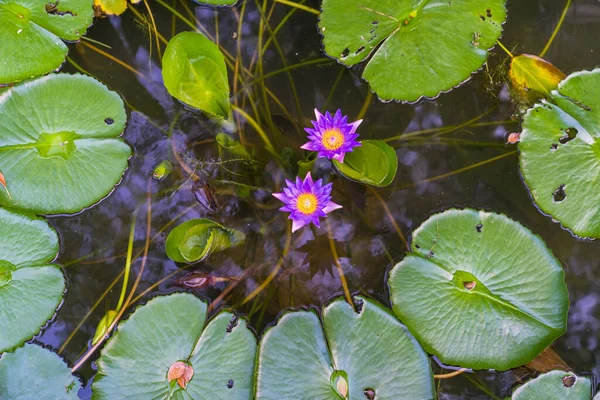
[562,374,576,388]
[464,281,476,290]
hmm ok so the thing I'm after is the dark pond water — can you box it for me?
[35,0,600,398]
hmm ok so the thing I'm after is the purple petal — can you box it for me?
[323,201,343,213]
[292,218,307,232]
[314,108,324,123]
[333,153,345,163]
[348,119,363,134]
[301,142,317,151]
[273,192,287,202]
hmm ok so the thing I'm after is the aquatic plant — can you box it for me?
[273,172,342,232]
[301,109,362,163]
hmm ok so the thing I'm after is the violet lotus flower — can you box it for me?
[301,109,362,163]
[273,172,342,232]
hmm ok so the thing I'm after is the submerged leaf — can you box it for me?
[216,133,252,160]
[509,54,566,103]
[152,160,173,181]
[166,219,245,263]
[162,32,231,118]
[333,140,397,186]
[319,0,507,102]
[388,209,569,370]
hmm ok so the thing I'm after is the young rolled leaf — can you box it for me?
[0,0,94,84]
[388,209,569,370]
[509,54,566,103]
[0,344,81,399]
[511,370,591,400]
[216,133,253,160]
[162,32,231,119]
[0,208,65,353]
[319,0,507,102]
[256,296,435,399]
[0,73,131,215]
[166,218,245,263]
[519,68,600,238]
[92,293,257,400]
[333,140,397,187]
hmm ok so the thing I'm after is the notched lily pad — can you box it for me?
[166,218,245,263]
[0,344,81,399]
[0,73,131,215]
[511,370,591,400]
[388,209,569,370]
[0,207,65,353]
[92,293,257,400]
[319,0,507,102]
[519,68,600,238]
[162,32,231,119]
[0,0,94,83]
[255,296,435,399]
[333,140,397,187]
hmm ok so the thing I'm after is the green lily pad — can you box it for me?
[162,32,231,119]
[319,0,507,102]
[256,296,435,399]
[92,293,257,400]
[388,209,569,370]
[519,68,600,238]
[333,140,397,186]
[0,207,65,353]
[0,344,80,399]
[511,370,591,400]
[0,73,131,215]
[166,219,245,263]
[0,0,93,84]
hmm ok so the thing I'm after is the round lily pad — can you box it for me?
[388,209,569,370]
[0,344,80,399]
[319,0,507,102]
[519,68,600,238]
[0,207,65,353]
[92,293,257,399]
[333,140,397,187]
[0,0,93,84]
[166,219,246,263]
[511,370,591,400]
[162,32,231,119]
[0,73,131,215]
[255,296,435,399]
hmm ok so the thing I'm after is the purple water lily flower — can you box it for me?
[301,109,362,163]
[273,172,342,232]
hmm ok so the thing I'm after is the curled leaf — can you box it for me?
[509,54,566,103]
[216,133,252,160]
[166,219,245,263]
[92,310,118,345]
[167,361,194,389]
[333,140,398,187]
[152,161,172,181]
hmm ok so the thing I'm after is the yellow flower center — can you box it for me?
[321,128,345,151]
[296,193,318,215]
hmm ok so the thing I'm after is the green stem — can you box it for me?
[115,210,138,313]
[539,0,572,58]
[274,0,319,15]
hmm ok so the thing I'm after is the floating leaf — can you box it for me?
[0,73,131,214]
[509,54,566,103]
[162,32,231,118]
[0,207,65,353]
[166,218,245,263]
[388,209,568,370]
[92,293,257,399]
[0,0,93,84]
[319,0,507,102]
[333,140,397,186]
[519,68,600,238]
[0,344,80,399]
[256,296,435,399]
[511,370,591,400]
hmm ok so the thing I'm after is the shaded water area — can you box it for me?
[37,0,600,398]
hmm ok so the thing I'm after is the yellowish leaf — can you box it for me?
[509,54,566,103]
